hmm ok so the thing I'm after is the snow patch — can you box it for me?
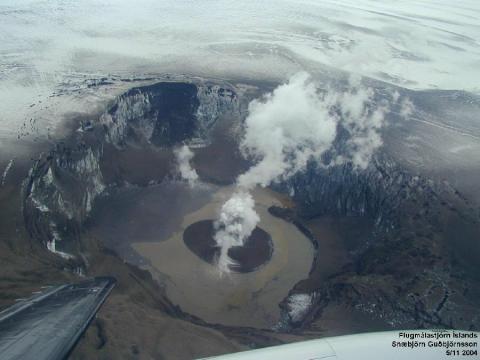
[1,159,14,186]
[287,293,312,322]
[46,222,74,260]
[31,196,50,213]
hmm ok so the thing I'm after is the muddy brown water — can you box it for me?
[88,178,374,329]
[85,177,374,329]
[88,183,316,328]
[87,182,214,265]
[134,186,315,328]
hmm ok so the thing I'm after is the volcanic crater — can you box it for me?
[21,78,480,334]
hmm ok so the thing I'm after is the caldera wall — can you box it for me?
[21,79,480,333]
[23,81,242,257]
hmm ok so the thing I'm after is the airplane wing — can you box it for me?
[0,276,116,360]
[201,330,479,360]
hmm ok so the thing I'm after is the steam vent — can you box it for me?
[183,220,273,273]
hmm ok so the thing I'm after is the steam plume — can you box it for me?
[174,145,198,187]
[213,191,259,272]
[238,72,337,189]
[215,72,409,272]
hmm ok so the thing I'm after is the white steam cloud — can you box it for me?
[213,191,259,272]
[334,76,387,169]
[238,72,337,189]
[215,72,410,272]
[174,145,198,187]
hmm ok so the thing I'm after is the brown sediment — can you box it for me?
[100,143,174,186]
[192,118,250,185]
[183,220,273,273]
[132,186,314,328]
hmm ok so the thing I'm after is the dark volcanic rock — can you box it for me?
[183,220,273,273]
[104,82,199,147]
[100,81,240,149]
[272,153,480,331]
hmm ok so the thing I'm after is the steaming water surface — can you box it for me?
[89,181,314,328]
[133,186,314,328]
